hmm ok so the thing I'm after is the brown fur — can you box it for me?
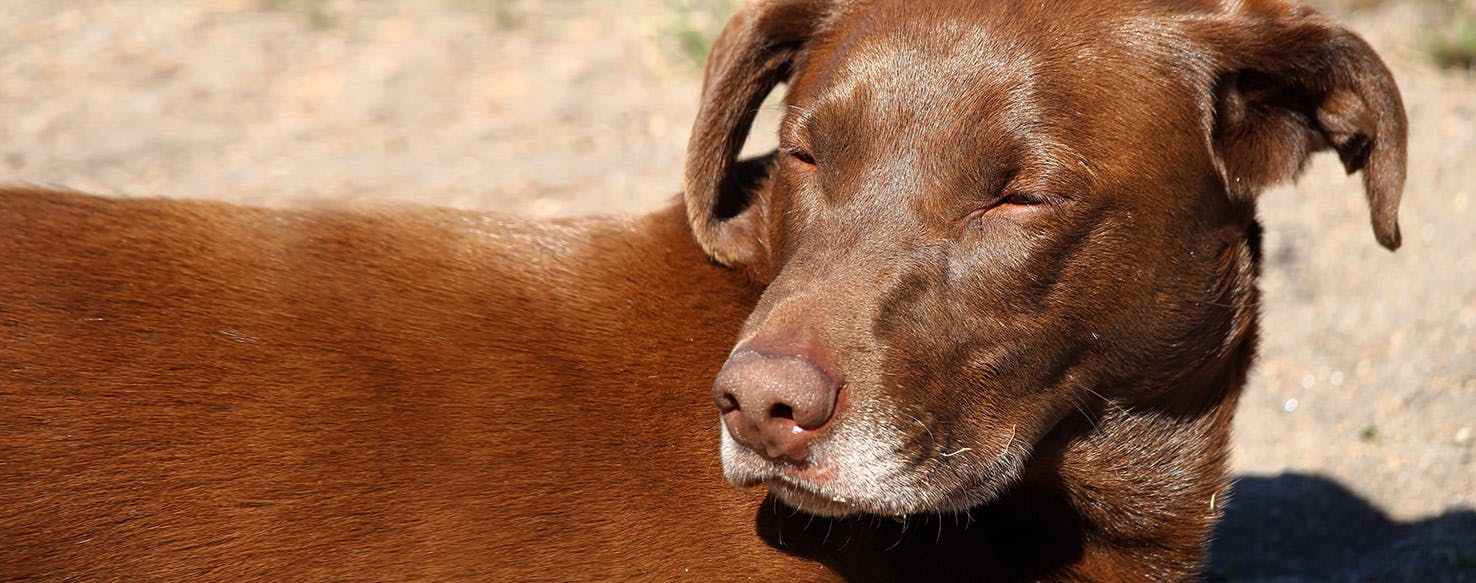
[0,0,1403,580]
[0,191,807,580]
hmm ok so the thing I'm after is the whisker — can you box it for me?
[905,411,937,450]
[1070,393,1100,433]
[995,424,1018,462]
[886,516,910,551]
[1081,383,1133,417]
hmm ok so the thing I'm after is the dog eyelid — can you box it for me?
[965,191,1068,227]
[785,148,817,167]
[999,192,1054,206]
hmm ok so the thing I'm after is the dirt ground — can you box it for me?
[3,1,1473,580]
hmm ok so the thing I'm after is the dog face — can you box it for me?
[688,0,1404,517]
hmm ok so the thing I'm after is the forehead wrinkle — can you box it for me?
[790,1,1108,223]
[780,105,817,149]
[838,14,1033,109]
[821,15,1067,207]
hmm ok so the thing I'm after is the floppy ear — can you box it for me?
[1195,6,1407,250]
[684,0,833,267]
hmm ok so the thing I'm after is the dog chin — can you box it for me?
[761,471,1016,518]
[719,448,884,516]
[727,443,1033,519]
[721,442,1021,518]
[765,478,869,517]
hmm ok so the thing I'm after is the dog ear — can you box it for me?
[685,0,832,267]
[1195,5,1407,250]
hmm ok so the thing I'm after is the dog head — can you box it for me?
[687,0,1405,517]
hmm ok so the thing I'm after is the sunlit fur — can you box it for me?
[0,0,1405,580]
[687,0,1404,579]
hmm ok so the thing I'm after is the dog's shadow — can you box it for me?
[1208,473,1476,582]
[752,473,1476,581]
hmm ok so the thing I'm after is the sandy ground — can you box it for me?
[2,1,1472,580]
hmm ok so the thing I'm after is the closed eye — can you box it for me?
[997,192,1059,206]
[966,191,1068,226]
[787,149,817,167]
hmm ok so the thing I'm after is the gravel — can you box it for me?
[3,1,1472,580]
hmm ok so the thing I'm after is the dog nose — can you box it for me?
[712,349,839,462]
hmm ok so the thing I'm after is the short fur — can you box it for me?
[1,0,1403,580]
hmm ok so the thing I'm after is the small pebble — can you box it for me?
[1284,398,1299,413]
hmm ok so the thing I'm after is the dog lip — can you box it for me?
[766,476,828,501]
[733,442,1025,516]
[728,471,767,488]
[765,476,863,516]
[723,444,837,489]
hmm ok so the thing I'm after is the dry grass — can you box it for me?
[1425,0,1476,69]
[1316,0,1476,69]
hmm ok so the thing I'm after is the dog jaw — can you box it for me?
[718,404,1032,517]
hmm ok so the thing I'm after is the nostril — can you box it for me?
[716,392,741,414]
[769,403,794,421]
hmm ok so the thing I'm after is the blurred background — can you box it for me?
[2,0,1472,580]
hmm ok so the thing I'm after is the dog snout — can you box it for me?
[712,349,839,462]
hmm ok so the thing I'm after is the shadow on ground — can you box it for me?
[1208,473,1476,582]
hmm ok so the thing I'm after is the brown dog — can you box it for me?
[0,0,1403,581]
